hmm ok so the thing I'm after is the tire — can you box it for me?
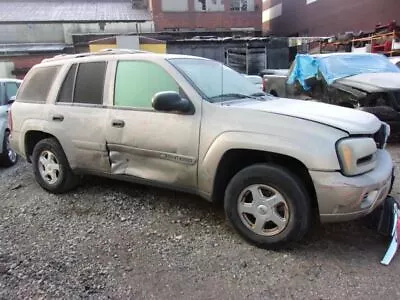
[0,131,18,167]
[224,164,311,249]
[32,138,79,194]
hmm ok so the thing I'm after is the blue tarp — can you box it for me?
[287,53,400,90]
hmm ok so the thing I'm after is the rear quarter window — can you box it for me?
[17,66,60,103]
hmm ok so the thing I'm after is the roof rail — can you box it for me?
[41,48,149,63]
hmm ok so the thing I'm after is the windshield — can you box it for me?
[318,54,400,83]
[169,58,264,102]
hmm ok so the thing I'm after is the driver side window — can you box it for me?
[114,60,181,109]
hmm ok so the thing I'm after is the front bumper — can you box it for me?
[311,150,394,223]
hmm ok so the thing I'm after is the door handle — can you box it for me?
[52,114,64,122]
[112,119,125,128]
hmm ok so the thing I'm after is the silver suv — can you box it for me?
[9,50,395,248]
[0,78,20,167]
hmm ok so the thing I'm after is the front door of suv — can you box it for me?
[50,61,110,173]
[105,59,201,190]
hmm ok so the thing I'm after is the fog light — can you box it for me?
[361,190,378,209]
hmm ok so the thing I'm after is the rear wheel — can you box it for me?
[0,131,17,167]
[224,164,311,249]
[32,138,79,194]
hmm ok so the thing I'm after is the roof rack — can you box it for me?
[41,48,148,63]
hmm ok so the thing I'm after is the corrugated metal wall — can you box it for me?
[167,38,289,74]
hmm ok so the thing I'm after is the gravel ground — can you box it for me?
[1,147,400,299]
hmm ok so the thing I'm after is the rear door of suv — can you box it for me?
[49,60,111,173]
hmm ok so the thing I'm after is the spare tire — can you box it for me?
[358,106,400,122]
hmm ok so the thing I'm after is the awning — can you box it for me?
[0,43,72,55]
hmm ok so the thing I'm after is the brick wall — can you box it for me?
[263,0,400,36]
[151,0,262,32]
[4,55,52,79]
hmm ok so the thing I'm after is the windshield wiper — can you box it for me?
[209,93,263,102]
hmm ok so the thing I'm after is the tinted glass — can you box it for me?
[74,62,106,105]
[57,64,77,103]
[17,66,60,103]
[114,61,179,108]
[5,82,19,100]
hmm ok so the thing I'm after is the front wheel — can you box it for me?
[224,164,311,249]
[0,131,18,167]
[32,138,79,194]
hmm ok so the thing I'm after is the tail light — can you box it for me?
[8,108,13,132]
[262,78,266,92]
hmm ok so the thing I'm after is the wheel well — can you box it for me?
[269,90,278,97]
[338,102,354,108]
[212,149,319,214]
[24,131,56,163]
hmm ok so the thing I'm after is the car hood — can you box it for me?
[224,98,381,135]
[336,72,400,92]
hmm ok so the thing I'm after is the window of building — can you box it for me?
[194,0,224,12]
[230,0,254,11]
[162,0,189,12]
[17,66,60,103]
[114,61,180,109]
[74,62,106,105]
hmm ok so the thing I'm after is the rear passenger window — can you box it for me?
[57,64,77,103]
[17,66,60,103]
[74,62,106,105]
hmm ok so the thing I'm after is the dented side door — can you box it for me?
[103,58,201,190]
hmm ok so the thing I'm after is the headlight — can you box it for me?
[336,138,377,176]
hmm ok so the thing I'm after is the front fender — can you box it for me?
[198,131,342,196]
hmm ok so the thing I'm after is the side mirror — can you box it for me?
[152,91,191,113]
[8,96,16,105]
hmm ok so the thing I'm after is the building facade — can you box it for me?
[0,0,153,78]
[0,0,264,78]
[262,0,400,37]
[150,0,262,34]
